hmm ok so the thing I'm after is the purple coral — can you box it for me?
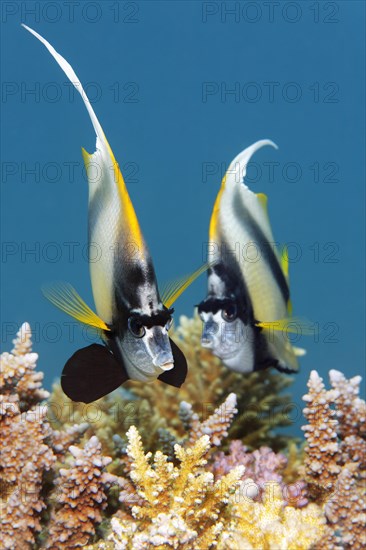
[211,440,308,508]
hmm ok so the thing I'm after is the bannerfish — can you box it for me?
[23,25,206,403]
[197,140,306,374]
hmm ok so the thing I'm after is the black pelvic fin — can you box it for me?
[273,362,298,374]
[157,338,188,388]
[61,344,129,403]
[255,356,297,375]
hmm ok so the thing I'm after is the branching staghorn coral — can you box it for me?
[324,463,366,550]
[329,369,366,466]
[2,322,49,408]
[0,325,122,548]
[103,427,323,550]
[218,482,325,550]
[0,324,55,548]
[0,399,55,549]
[92,421,323,549]
[46,436,119,548]
[1,322,365,549]
[52,422,89,460]
[106,426,245,549]
[302,370,341,491]
[179,392,237,446]
[302,369,366,549]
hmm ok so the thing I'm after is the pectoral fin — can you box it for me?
[160,263,211,309]
[256,317,313,335]
[158,338,187,387]
[42,282,110,331]
[61,344,128,403]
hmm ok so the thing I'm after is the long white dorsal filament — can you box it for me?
[22,24,106,150]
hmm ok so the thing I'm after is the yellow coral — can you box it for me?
[108,426,245,549]
[219,482,325,549]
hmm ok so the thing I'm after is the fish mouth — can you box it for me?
[151,346,174,371]
[157,361,174,371]
[201,339,213,349]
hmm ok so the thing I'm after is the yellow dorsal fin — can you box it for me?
[42,282,110,331]
[281,245,290,280]
[81,146,143,253]
[81,147,93,167]
[109,153,144,253]
[160,263,210,309]
[256,317,313,335]
[209,176,226,242]
[257,192,268,213]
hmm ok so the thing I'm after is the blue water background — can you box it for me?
[1,1,365,436]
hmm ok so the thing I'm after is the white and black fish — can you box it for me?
[23,25,205,403]
[198,141,306,374]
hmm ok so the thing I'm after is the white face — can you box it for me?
[118,319,174,382]
[200,310,255,373]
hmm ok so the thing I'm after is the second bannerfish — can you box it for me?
[198,141,306,374]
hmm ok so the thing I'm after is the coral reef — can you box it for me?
[0,325,119,548]
[302,370,341,491]
[179,392,237,446]
[211,440,308,507]
[106,426,244,549]
[46,436,118,548]
[48,314,297,455]
[0,323,55,548]
[302,369,366,549]
[1,322,365,549]
[95,427,323,550]
[218,482,325,549]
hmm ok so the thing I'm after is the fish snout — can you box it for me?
[153,351,174,371]
[201,321,219,348]
[148,327,174,370]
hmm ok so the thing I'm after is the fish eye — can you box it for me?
[165,318,173,331]
[128,317,146,338]
[222,304,237,322]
